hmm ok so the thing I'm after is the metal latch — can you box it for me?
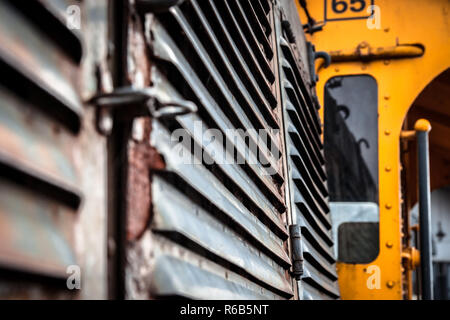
[90,86,197,135]
[92,87,197,118]
[289,224,304,280]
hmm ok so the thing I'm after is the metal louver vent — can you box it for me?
[0,0,83,284]
[131,0,295,299]
[275,14,340,300]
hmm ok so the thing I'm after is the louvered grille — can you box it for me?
[0,0,83,283]
[135,0,295,299]
[0,0,339,300]
[0,0,109,299]
[275,16,340,299]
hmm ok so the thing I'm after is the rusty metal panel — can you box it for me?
[0,86,80,199]
[160,7,281,178]
[149,68,287,239]
[274,6,340,299]
[129,234,284,300]
[124,0,294,300]
[148,18,285,206]
[0,0,108,299]
[0,1,82,133]
[149,121,290,267]
[0,178,76,279]
[152,177,292,297]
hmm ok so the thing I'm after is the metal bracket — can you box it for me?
[289,224,304,280]
[307,42,331,86]
[298,0,324,35]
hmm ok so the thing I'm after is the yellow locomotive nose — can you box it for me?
[297,0,450,300]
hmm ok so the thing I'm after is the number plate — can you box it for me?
[325,0,375,21]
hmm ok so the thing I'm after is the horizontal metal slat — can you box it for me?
[280,37,320,127]
[152,176,293,297]
[150,68,285,221]
[0,87,81,209]
[259,0,271,14]
[0,151,82,211]
[150,120,290,266]
[299,220,335,265]
[281,58,322,137]
[291,169,331,230]
[287,131,328,199]
[288,125,327,185]
[10,0,83,64]
[149,21,285,207]
[291,164,329,215]
[187,0,280,135]
[213,0,276,88]
[229,0,274,63]
[239,0,273,57]
[0,1,82,132]
[283,80,323,151]
[294,200,335,263]
[165,8,283,180]
[149,237,283,300]
[286,100,325,166]
[202,0,278,120]
[302,235,337,280]
[300,229,336,279]
[0,178,76,279]
[249,0,272,37]
[302,282,334,300]
[303,262,340,298]
[303,247,337,282]
[295,202,333,246]
[294,202,333,246]
[178,116,284,224]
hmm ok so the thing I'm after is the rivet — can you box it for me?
[360,42,368,48]
[335,67,340,72]
[386,281,395,288]
[384,27,390,32]
[385,203,392,210]
[384,59,390,65]
[384,130,391,136]
[385,166,392,172]
[386,241,394,248]
[384,95,390,100]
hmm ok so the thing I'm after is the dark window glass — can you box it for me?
[338,222,379,263]
[324,75,378,203]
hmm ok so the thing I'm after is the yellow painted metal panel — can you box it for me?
[296,0,450,299]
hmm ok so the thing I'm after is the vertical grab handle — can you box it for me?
[415,119,433,300]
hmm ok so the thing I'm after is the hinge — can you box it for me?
[289,224,304,280]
